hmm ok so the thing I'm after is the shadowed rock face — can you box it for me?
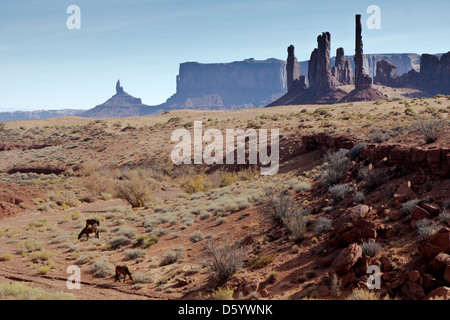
[393,52,450,94]
[354,14,372,90]
[374,60,398,86]
[332,48,354,85]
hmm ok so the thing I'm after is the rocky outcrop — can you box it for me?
[354,15,372,90]
[300,133,450,177]
[374,60,398,86]
[393,52,450,94]
[332,48,353,85]
[81,80,154,118]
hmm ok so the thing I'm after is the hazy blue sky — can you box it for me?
[0,0,449,112]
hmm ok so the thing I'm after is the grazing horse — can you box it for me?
[86,219,100,227]
[115,265,133,283]
[78,225,99,240]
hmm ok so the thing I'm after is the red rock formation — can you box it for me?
[332,47,354,85]
[374,60,398,86]
[286,45,301,93]
[354,15,372,90]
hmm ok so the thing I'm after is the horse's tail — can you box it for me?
[126,267,133,281]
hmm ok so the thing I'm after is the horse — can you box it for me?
[86,219,100,227]
[77,225,99,240]
[115,265,133,283]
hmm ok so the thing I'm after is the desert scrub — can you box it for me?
[415,115,445,143]
[107,236,131,250]
[266,190,299,225]
[189,231,205,243]
[90,257,114,278]
[115,176,155,208]
[110,225,137,239]
[135,234,159,248]
[353,191,365,204]
[346,288,381,300]
[402,199,419,215]
[17,238,45,254]
[314,217,332,236]
[320,149,351,187]
[1,253,12,261]
[160,247,184,266]
[211,287,234,300]
[346,142,367,161]
[361,241,382,257]
[203,238,246,283]
[250,254,275,269]
[329,184,350,202]
[123,248,146,261]
[0,282,77,300]
[181,174,211,194]
[358,166,386,192]
[416,219,439,241]
[438,209,450,225]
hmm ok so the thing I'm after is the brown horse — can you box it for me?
[78,225,99,240]
[115,265,133,283]
[86,219,100,227]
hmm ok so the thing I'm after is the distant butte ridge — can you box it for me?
[80,80,155,118]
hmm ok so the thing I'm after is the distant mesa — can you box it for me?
[80,80,155,118]
[267,14,387,107]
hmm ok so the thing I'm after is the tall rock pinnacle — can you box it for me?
[116,80,124,94]
[354,15,372,90]
[308,32,336,91]
[286,45,301,93]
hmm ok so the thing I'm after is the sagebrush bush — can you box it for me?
[361,241,382,257]
[160,247,184,266]
[329,184,350,202]
[203,238,246,283]
[354,191,365,204]
[211,287,234,300]
[402,199,419,215]
[320,149,351,187]
[358,167,385,192]
[315,217,333,236]
[115,177,153,208]
[346,288,381,300]
[123,248,146,261]
[108,236,131,250]
[189,231,205,243]
[346,142,367,161]
[416,116,444,144]
[416,219,439,241]
[90,258,114,278]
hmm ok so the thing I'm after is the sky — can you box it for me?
[0,0,449,112]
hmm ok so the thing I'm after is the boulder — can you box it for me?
[428,253,450,279]
[393,181,418,203]
[421,203,441,216]
[332,243,362,275]
[412,205,431,220]
[420,228,450,261]
[423,286,450,300]
[400,280,425,300]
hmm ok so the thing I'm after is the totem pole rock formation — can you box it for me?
[286,45,307,93]
[354,14,372,90]
[308,32,337,91]
[332,48,354,85]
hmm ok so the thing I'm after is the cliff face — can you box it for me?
[0,109,84,122]
[156,58,287,113]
